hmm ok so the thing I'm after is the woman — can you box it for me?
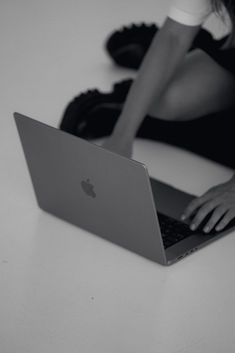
[102,0,235,233]
[60,0,235,233]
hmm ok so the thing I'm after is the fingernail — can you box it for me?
[203,226,210,233]
[181,214,186,221]
[190,224,196,231]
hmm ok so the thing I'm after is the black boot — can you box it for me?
[59,79,133,139]
[105,22,216,69]
[59,77,162,140]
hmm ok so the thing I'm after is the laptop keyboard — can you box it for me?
[158,210,235,249]
[158,212,214,249]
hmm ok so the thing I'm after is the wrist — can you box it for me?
[112,114,137,142]
[111,130,134,148]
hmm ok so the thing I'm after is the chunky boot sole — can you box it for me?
[105,22,216,69]
[59,77,160,140]
[59,79,133,138]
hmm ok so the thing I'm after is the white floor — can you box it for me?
[1,1,235,353]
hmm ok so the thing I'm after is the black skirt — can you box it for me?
[196,34,235,75]
[206,47,235,75]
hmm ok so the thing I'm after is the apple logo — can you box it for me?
[81,179,96,198]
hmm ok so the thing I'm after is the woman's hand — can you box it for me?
[102,135,133,159]
[181,174,235,233]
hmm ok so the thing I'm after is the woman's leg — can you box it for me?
[149,49,235,121]
[136,48,235,168]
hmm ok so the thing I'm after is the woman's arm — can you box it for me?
[103,18,200,156]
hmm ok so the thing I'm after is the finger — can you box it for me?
[181,192,214,221]
[215,210,235,232]
[189,199,222,231]
[202,205,228,233]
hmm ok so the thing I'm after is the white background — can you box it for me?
[1,1,235,353]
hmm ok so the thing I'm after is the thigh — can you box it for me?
[150,49,235,121]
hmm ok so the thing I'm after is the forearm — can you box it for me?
[112,18,200,141]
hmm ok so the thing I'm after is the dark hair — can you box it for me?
[212,0,235,40]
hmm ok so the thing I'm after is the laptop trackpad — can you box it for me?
[150,177,195,221]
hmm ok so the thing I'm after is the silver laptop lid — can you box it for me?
[14,113,167,265]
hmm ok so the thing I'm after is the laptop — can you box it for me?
[14,112,235,265]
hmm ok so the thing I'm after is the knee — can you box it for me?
[149,86,185,121]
